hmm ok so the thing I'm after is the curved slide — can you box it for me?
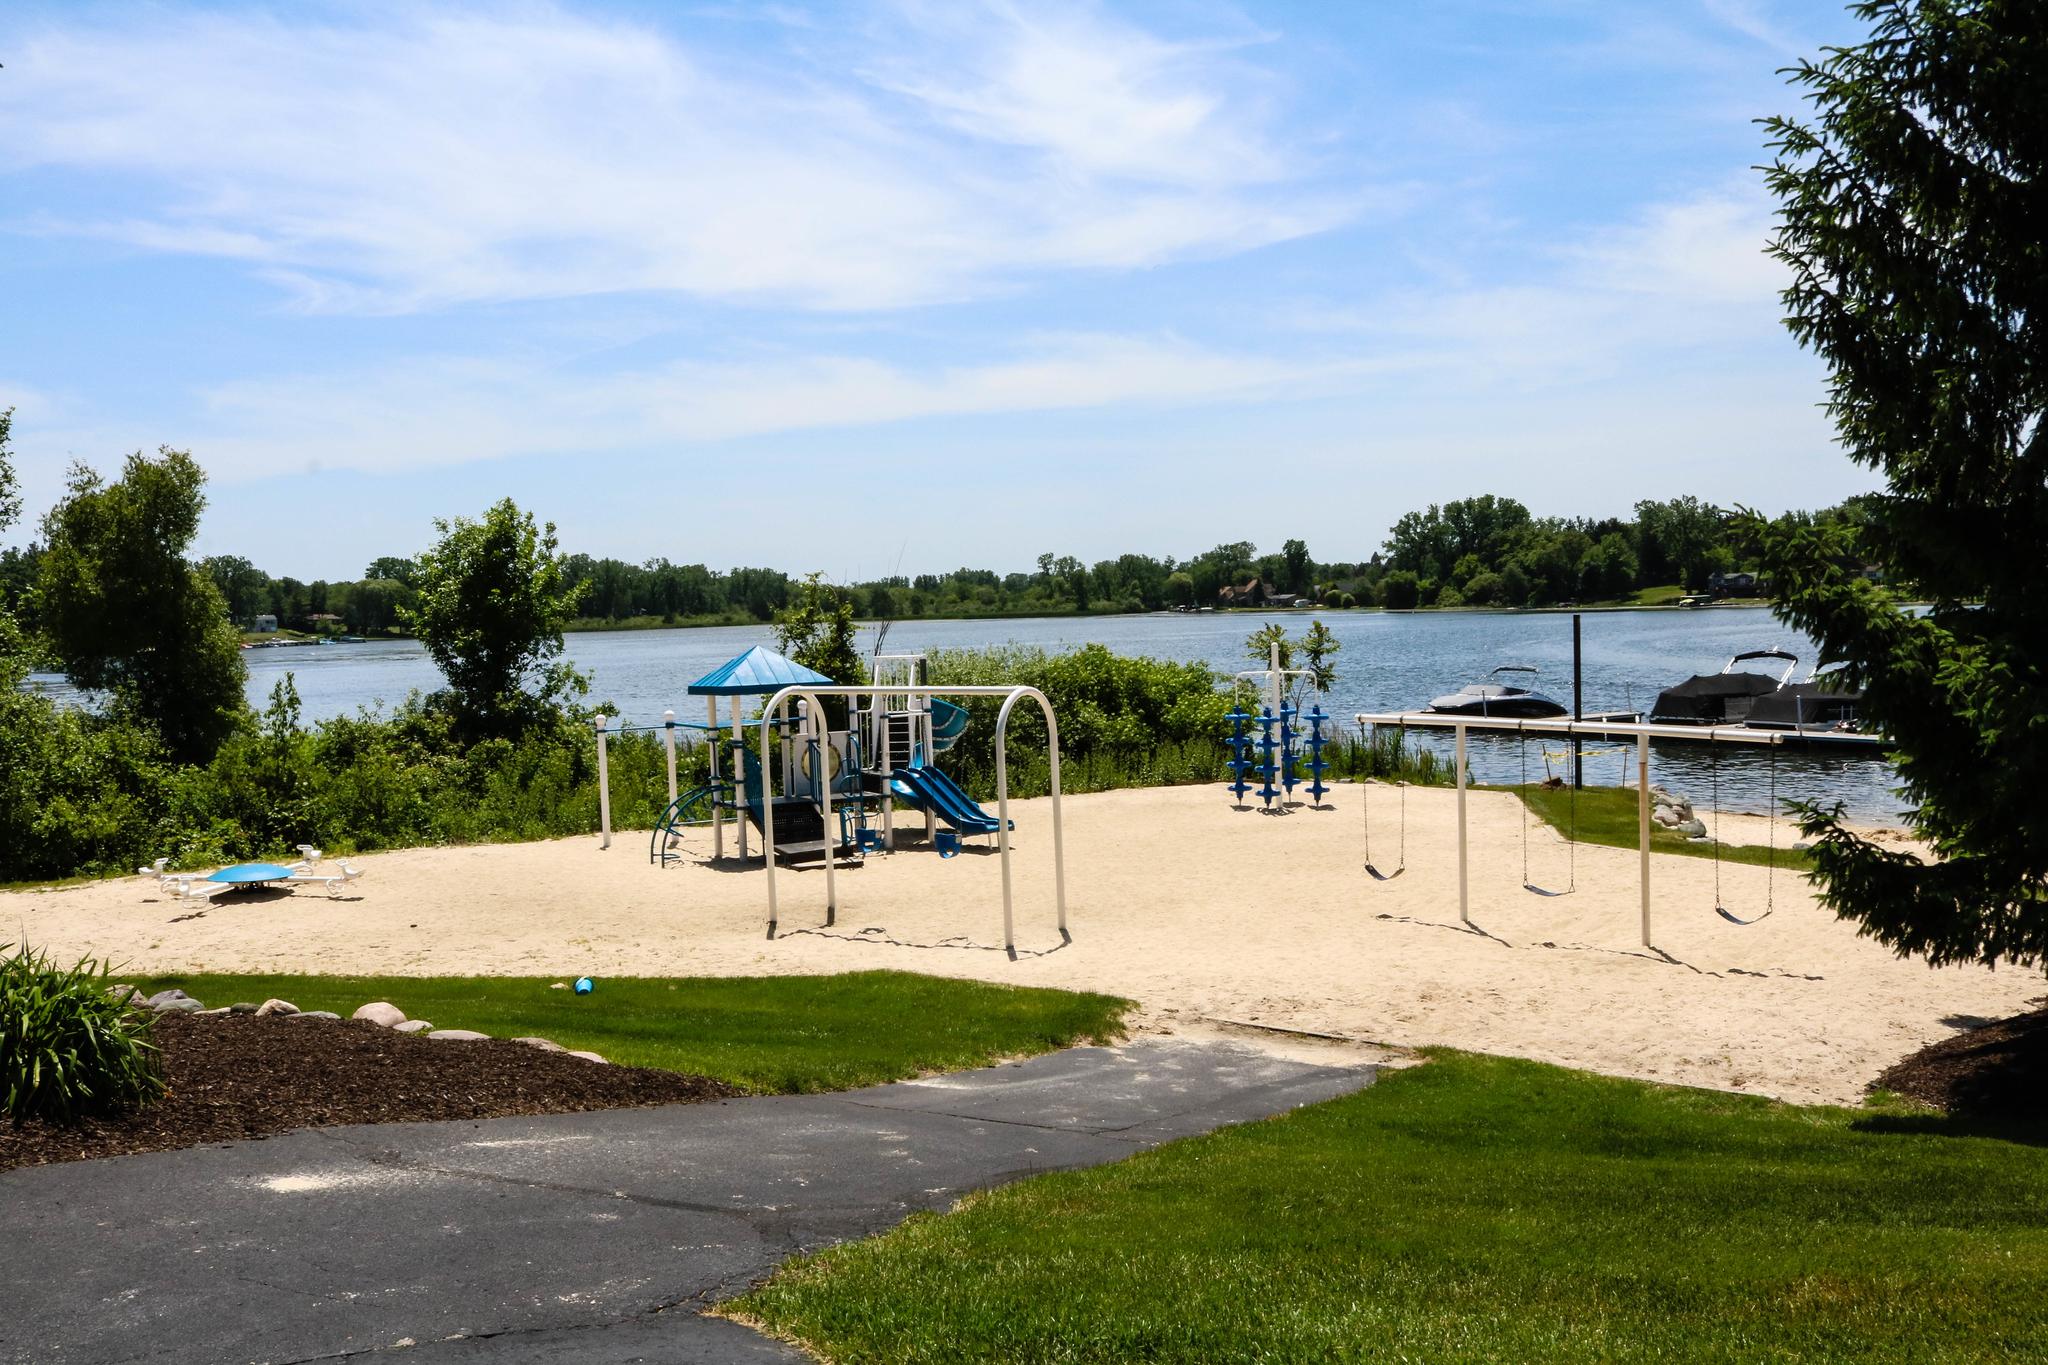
[892,763,1011,837]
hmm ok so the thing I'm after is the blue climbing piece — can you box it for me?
[1224,706,1255,806]
[1256,707,1281,808]
[1304,705,1331,808]
[1279,701,1300,800]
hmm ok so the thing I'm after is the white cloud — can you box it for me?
[0,2,1351,313]
[180,333,1375,481]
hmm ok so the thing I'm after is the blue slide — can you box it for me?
[893,763,1012,837]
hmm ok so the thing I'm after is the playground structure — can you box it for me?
[1224,641,1331,811]
[591,646,1067,956]
[139,846,364,899]
[1354,710,1787,949]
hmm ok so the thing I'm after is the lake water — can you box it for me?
[28,607,1903,822]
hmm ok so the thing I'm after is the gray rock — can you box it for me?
[1653,807,1681,826]
[566,1050,608,1065]
[196,1006,234,1015]
[228,1002,261,1015]
[1677,818,1708,838]
[254,998,298,1017]
[351,1001,406,1028]
[292,1010,341,1020]
[392,1020,435,1034]
[513,1037,565,1053]
[427,1029,490,1042]
[146,989,201,1012]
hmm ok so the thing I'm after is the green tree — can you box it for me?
[364,555,419,587]
[1164,571,1195,607]
[1245,622,1293,670]
[36,449,246,762]
[1635,496,1723,589]
[201,554,269,623]
[1280,538,1312,595]
[773,572,864,686]
[402,498,586,736]
[1379,570,1421,610]
[0,409,18,535]
[1301,619,1340,690]
[1747,0,2047,967]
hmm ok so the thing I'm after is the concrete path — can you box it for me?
[1,1039,1375,1364]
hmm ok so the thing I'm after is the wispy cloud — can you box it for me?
[0,2,1353,313]
[179,332,1377,481]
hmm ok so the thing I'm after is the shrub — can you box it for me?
[1,943,164,1124]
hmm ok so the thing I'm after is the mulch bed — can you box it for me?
[1,1013,741,1173]
[1873,1005,2048,1122]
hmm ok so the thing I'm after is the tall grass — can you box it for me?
[2,944,164,1125]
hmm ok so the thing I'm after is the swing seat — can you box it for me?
[1715,904,1774,926]
[1366,863,1404,882]
[1522,882,1569,898]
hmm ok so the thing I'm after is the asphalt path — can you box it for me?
[3,1038,1376,1363]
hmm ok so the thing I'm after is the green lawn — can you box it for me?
[132,970,1130,1093]
[1511,781,1813,872]
[737,1052,2048,1363]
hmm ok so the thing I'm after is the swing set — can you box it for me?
[1354,711,1787,949]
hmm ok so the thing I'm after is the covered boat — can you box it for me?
[1426,665,1568,718]
[1649,649,1799,724]
[1744,671,1864,732]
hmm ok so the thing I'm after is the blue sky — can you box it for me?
[0,0,1871,581]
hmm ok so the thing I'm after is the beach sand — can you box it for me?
[8,783,2036,1106]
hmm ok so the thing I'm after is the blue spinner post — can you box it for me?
[1304,704,1330,807]
[1256,706,1280,808]
[1224,706,1253,805]
[1279,700,1300,799]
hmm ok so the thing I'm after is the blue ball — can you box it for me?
[574,976,594,995]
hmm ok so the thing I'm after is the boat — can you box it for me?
[1649,649,1799,724]
[1425,665,1568,718]
[1744,669,1865,733]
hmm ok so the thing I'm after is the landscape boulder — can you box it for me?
[229,1002,261,1014]
[392,1020,435,1034]
[1677,818,1709,839]
[293,1010,341,1020]
[514,1037,566,1053]
[566,1050,608,1065]
[351,1002,406,1028]
[254,998,299,1017]
[147,989,204,1013]
[427,1029,491,1042]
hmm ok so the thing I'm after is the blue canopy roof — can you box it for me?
[687,645,835,697]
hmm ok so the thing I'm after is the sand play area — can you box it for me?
[8,784,2039,1106]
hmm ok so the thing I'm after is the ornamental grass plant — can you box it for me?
[1,944,164,1125]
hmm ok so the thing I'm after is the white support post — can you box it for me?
[662,709,678,806]
[1638,730,1653,948]
[595,715,613,851]
[1455,721,1470,928]
[708,696,724,859]
[760,689,835,938]
[734,717,750,860]
[996,686,1067,955]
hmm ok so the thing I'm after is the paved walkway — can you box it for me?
[2,1039,1375,1363]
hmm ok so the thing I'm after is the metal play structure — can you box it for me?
[1354,710,1790,951]
[591,646,1068,956]
[753,680,1067,956]
[1224,641,1332,811]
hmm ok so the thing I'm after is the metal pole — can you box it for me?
[663,709,677,806]
[708,696,724,859]
[1572,613,1584,789]
[595,715,613,851]
[1455,721,1470,928]
[993,685,1068,953]
[1638,730,1652,948]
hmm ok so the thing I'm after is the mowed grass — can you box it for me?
[131,970,1130,1093]
[737,1052,2048,1363]
[1511,781,1814,871]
